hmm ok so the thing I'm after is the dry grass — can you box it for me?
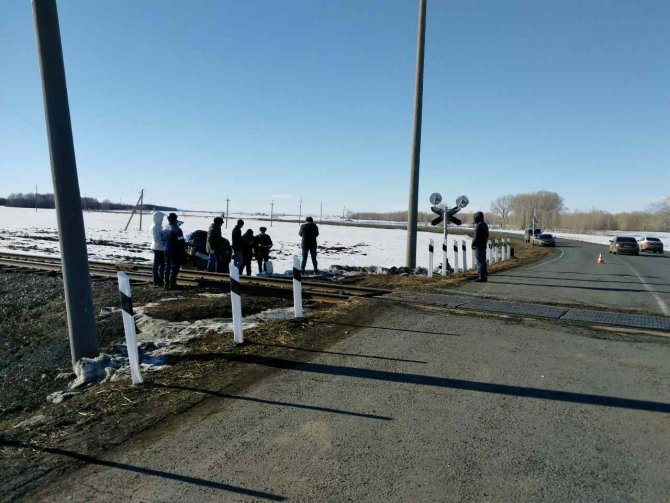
[348,238,553,291]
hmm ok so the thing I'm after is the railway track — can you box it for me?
[0,251,387,303]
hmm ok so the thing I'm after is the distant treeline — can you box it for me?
[348,192,670,233]
[347,210,479,226]
[488,191,670,232]
[0,193,177,212]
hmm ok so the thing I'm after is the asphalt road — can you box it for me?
[458,239,670,316]
[27,302,670,502]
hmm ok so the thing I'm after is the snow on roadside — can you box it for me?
[0,206,475,272]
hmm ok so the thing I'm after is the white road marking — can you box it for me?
[616,257,670,316]
[527,248,565,271]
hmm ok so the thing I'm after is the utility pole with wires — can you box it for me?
[123,189,144,231]
[225,197,230,229]
[298,198,302,226]
[270,200,274,227]
[342,206,346,220]
[320,202,323,224]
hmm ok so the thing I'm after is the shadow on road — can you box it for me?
[245,341,428,364]
[181,354,670,414]
[311,320,461,337]
[149,383,393,421]
[0,439,285,501]
[487,279,670,294]
[498,274,670,287]
[551,271,662,279]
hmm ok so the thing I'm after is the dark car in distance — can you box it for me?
[638,237,664,253]
[608,236,640,255]
[531,233,556,247]
[524,228,541,242]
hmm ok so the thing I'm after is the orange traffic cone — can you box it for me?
[597,253,604,265]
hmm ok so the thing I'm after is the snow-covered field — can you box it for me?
[507,229,670,249]
[0,207,473,273]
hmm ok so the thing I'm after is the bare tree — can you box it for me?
[490,195,513,229]
[650,197,670,230]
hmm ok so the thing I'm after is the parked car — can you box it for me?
[524,228,542,242]
[638,236,664,253]
[531,233,556,247]
[608,236,640,255]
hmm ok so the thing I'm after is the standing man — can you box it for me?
[232,219,245,273]
[299,216,319,274]
[471,211,489,283]
[255,226,273,273]
[164,212,186,290]
[206,216,226,273]
[150,211,165,286]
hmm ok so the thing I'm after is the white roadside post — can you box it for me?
[442,238,448,276]
[501,239,506,261]
[494,239,499,262]
[487,240,493,264]
[428,239,434,278]
[471,246,476,271]
[453,239,459,273]
[293,255,303,317]
[116,272,143,385]
[462,240,468,270]
[230,266,244,344]
[507,239,512,259]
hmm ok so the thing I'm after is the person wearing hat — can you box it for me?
[232,219,245,273]
[206,216,231,273]
[164,212,185,289]
[254,226,273,273]
[299,216,319,274]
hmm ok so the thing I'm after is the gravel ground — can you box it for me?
[0,267,360,499]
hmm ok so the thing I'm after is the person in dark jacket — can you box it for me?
[471,211,490,282]
[164,213,186,290]
[242,228,255,276]
[254,227,273,273]
[206,217,232,273]
[232,219,245,273]
[299,216,319,274]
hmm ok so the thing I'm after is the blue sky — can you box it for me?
[1,1,668,215]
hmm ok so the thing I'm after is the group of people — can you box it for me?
[150,212,321,288]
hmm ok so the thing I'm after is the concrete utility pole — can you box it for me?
[320,202,323,224]
[270,201,274,227]
[298,198,302,226]
[138,189,144,231]
[405,0,427,269]
[225,197,230,229]
[32,0,98,365]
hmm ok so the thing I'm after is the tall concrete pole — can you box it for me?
[32,0,98,365]
[405,0,427,269]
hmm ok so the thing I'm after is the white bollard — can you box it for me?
[428,239,434,278]
[501,239,506,261]
[230,266,244,344]
[293,255,303,317]
[116,272,143,385]
[507,239,512,259]
[453,239,459,273]
[494,239,499,262]
[442,238,448,276]
[487,240,492,264]
[462,240,468,271]
[471,246,476,271]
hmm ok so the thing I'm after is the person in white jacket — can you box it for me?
[150,211,166,286]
